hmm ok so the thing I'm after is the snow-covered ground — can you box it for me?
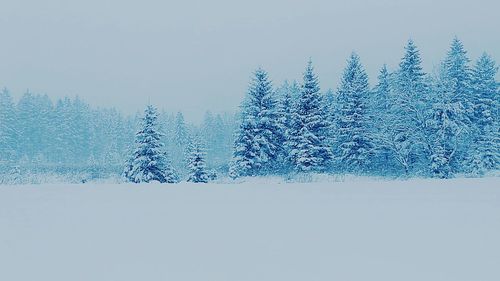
[1,178,499,281]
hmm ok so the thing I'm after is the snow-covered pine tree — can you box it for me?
[51,97,74,164]
[336,53,374,173]
[0,88,17,163]
[170,111,190,177]
[444,38,472,108]
[288,59,332,173]
[201,111,215,159]
[229,119,256,178]
[124,105,179,183]
[162,151,179,183]
[208,113,232,169]
[186,138,209,183]
[442,38,473,172]
[370,65,394,174]
[386,40,429,175]
[16,91,40,161]
[468,53,499,175]
[230,68,281,177]
[174,112,188,147]
[427,67,468,178]
[275,81,297,172]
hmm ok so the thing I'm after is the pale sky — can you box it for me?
[1,0,498,122]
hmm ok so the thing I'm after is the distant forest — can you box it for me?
[0,91,236,183]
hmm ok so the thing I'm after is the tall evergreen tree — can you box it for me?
[201,111,215,148]
[174,112,188,147]
[288,60,332,173]
[444,38,472,106]
[468,53,499,174]
[371,65,394,174]
[0,88,17,163]
[124,105,178,183]
[336,53,374,173]
[442,38,473,171]
[275,81,297,171]
[16,91,39,161]
[230,68,281,177]
[427,67,468,178]
[51,97,73,164]
[386,40,429,175]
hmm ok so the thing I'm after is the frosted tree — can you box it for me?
[170,111,190,176]
[229,120,256,178]
[161,152,179,183]
[443,38,472,108]
[275,81,298,172]
[370,65,394,174]
[288,60,332,173]
[372,65,391,121]
[187,138,209,183]
[427,67,468,178]
[16,91,40,161]
[158,110,175,148]
[230,68,281,177]
[336,53,374,173]
[0,88,17,163]
[51,97,74,163]
[124,105,178,183]
[386,40,429,175]
[174,112,188,147]
[200,111,233,169]
[71,96,92,162]
[214,114,231,167]
[468,53,499,174]
[442,38,473,170]
[201,111,215,146]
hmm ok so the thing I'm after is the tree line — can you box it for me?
[1,38,498,183]
[227,38,498,180]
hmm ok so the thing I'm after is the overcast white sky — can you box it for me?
[0,0,498,122]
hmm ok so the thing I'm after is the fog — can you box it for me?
[1,0,498,122]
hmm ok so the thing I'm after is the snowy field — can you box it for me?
[1,178,499,281]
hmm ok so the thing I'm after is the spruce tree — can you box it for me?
[174,112,188,147]
[387,40,429,175]
[201,111,215,155]
[276,81,297,172]
[468,53,499,174]
[230,120,257,178]
[288,60,332,173]
[427,67,467,178]
[371,65,394,174]
[442,38,473,171]
[187,138,209,183]
[124,105,178,183]
[336,53,374,173]
[444,38,472,106]
[0,88,17,163]
[230,68,281,177]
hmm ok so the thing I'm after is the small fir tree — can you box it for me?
[124,105,178,183]
[187,138,209,183]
